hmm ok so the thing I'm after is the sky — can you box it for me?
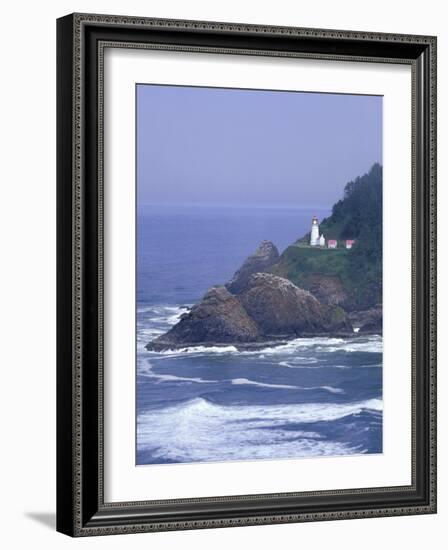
[137,84,382,209]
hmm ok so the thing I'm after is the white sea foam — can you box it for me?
[137,397,381,462]
[320,386,345,394]
[230,378,344,394]
[139,305,188,327]
[278,360,348,370]
[316,336,383,354]
[340,339,383,353]
[137,327,165,340]
[281,356,319,364]
[239,337,347,356]
[230,378,299,390]
[139,362,344,394]
[144,372,212,384]
[139,362,217,385]
[153,336,381,357]
[138,304,188,316]
[157,345,239,357]
[150,337,326,358]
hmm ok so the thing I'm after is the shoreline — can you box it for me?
[146,330,382,352]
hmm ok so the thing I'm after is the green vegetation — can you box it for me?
[272,247,349,286]
[319,162,382,282]
[271,163,382,310]
[330,305,348,324]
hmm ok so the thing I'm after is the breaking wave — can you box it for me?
[137,397,382,463]
[137,304,383,464]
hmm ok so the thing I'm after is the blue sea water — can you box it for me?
[136,205,383,465]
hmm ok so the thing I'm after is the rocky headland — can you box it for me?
[146,165,383,351]
[147,242,356,351]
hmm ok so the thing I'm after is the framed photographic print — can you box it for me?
[56,13,437,536]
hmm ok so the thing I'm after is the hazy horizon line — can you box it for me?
[137,202,333,211]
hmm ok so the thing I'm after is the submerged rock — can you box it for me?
[226,240,279,294]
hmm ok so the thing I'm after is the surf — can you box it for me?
[137,396,382,463]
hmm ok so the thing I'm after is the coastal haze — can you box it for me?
[137,84,382,209]
[136,84,383,465]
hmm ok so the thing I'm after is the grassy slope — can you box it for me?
[272,247,350,287]
[270,245,379,309]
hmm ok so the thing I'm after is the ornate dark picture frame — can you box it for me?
[56,13,437,537]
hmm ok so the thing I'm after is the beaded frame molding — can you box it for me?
[56,13,437,537]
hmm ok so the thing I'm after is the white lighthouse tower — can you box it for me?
[310,216,320,246]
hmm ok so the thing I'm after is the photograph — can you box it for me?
[54,8,437,538]
[136,84,383,466]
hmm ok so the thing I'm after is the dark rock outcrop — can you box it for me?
[307,274,348,307]
[350,306,382,334]
[238,273,352,337]
[147,273,353,350]
[226,240,279,294]
[146,286,260,351]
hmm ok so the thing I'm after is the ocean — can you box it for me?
[136,204,383,465]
